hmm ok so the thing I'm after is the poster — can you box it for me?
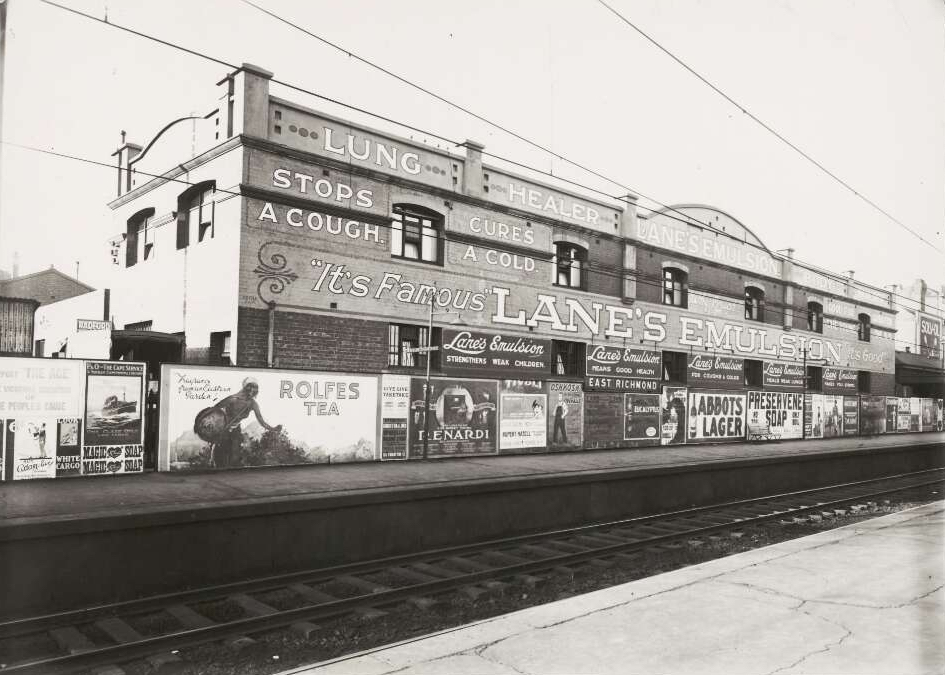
[686,390,746,443]
[917,312,942,359]
[842,396,859,436]
[547,381,583,451]
[56,418,82,476]
[441,328,550,378]
[160,365,379,470]
[859,396,887,435]
[83,444,145,476]
[660,386,688,445]
[84,361,145,446]
[884,398,897,433]
[686,354,744,389]
[805,394,843,438]
[408,377,497,458]
[499,380,547,450]
[920,398,936,432]
[12,417,57,480]
[897,397,912,432]
[380,375,410,460]
[746,391,803,440]
[909,397,921,432]
[937,399,944,432]
[0,358,85,419]
[762,361,805,391]
[623,393,661,442]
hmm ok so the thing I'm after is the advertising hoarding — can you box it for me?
[547,382,584,451]
[746,391,803,440]
[842,397,859,436]
[83,361,145,472]
[586,345,661,380]
[884,398,897,433]
[585,376,659,392]
[0,357,84,418]
[686,390,746,443]
[805,394,843,439]
[822,368,858,394]
[623,393,661,442]
[859,396,886,435]
[660,387,688,445]
[917,312,942,360]
[897,397,912,432]
[160,365,378,470]
[762,361,805,391]
[909,397,921,432]
[380,374,410,460]
[408,377,497,458]
[920,398,936,432]
[686,354,744,390]
[499,380,547,450]
[441,328,550,378]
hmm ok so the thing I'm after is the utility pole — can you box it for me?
[0,0,8,271]
[422,284,434,460]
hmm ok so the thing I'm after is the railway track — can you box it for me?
[1,467,942,674]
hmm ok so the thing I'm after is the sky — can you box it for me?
[1,0,943,306]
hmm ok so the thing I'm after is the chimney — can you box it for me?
[217,63,273,141]
[458,140,485,198]
[919,278,927,311]
[111,131,143,198]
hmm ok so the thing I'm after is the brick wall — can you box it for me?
[870,372,896,396]
[586,236,622,298]
[237,306,388,373]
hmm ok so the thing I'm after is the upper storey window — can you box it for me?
[662,267,687,307]
[858,313,871,342]
[744,286,765,321]
[553,242,587,289]
[176,181,216,249]
[807,302,824,333]
[390,204,442,264]
[125,207,155,267]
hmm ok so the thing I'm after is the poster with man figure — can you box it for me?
[546,382,583,451]
[408,377,497,458]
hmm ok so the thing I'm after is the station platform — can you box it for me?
[285,500,945,675]
[3,432,943,527]
[1,433,943,618]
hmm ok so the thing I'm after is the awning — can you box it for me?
[896,351,945,384]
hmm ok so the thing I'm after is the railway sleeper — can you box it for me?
[165,604,256,651]
[229,594,320,639]
[288,583,387,621]
[94,617,184,673]
[48,626,125,675]
[408,562,491,600]
[476,551,546,587]
[445,557,511,591]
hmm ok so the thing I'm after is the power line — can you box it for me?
[594,0,944,256]
[8,138,937,354]
[23,1,937,313]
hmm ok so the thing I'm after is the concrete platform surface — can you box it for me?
[2,433,942,526]
[285,501,945,675]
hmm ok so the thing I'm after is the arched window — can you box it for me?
[553,242,587,289]
[807,301,823,333]
[744,286,764,321]
[176,181,216,249]
[390,204,442,264]
[125,207,155,267]
[858,313,871,342]
[662,267,687,307]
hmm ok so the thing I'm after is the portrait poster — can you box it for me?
[11,417,57,480]
[380,375,410,460]
[55,417,82,476]
[686,390,746,443]
[623,393,661,443]
[884,398,897,433]
[909,397,921,432]
[920,398,935,432]
[937,399,944,432]
[821,395,844,438]
[160,364,379,470]
[83,361,145,446]
[660,386,688,445]
[897,397,912,432]
[804,394,825,439]
[746,391,803,440]
[842,396,859,436]
[547,381,584,451]
[408,377,497,458]
[499,380,547,450]
[859,396,887,435]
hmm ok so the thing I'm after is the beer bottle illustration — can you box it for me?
[688,403,698,439]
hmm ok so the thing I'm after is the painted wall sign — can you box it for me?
[917,312,943,360]
[746,391,803,440]
[859,396,887,435]
[499,380,547,450]
[585,376,659,393]
[76,319,111,331]
[686,390,746,443]
[686,354,744,389]
[586,345,661,379]
[441,328,550,377]
[0,358,84,418]
[408,378,497,458]
[822,367,858,394]
[487,171,608,228]
[623,393,661,442]
[660,386,688,445]
[635,216,782,279]
[159,365,378,471]
[380,374,410,460]
[762,361,805,390]
[547,382,583,451]
[687,290,745,321]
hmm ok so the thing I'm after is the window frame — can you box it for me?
[857,370,871,393]
[552,242,588,290]
[550,340,586,377]
[807,301,823,333]
[744,286,765,322]
[388,323,441,370]
[662,267,688,308]
[744,359,764,387]
[857,313,871,342]
[661,350,688,383]
[806,365,823,392]
[176,181,216,250]
[125,207,155,267]
[390,204,443,265]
